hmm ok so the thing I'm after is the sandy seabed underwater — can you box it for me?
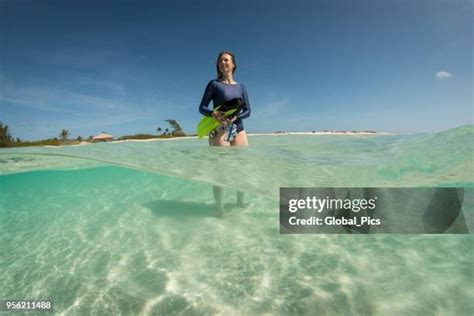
[1,125,473,315]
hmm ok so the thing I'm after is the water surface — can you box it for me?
[1,126,473,315]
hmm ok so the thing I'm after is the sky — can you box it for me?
[0,0,472,140]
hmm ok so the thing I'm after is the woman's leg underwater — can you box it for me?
[231,130,249,206]
[213,186,225,217]
[209,127,229,216]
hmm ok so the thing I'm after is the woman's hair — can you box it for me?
[216,51,237,79]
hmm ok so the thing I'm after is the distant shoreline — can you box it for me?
[103,131,392,144]
[2,131,393,148]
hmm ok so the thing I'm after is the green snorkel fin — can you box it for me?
[196,106,238,138]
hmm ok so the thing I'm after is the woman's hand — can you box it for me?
[212,111,227,125]
[222,116,237,127]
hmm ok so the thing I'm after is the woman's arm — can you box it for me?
[199,80,215,117]
[236,84,251,120]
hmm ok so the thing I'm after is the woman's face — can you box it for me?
[218,53,235,74]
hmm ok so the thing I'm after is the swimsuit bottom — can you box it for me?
[209,119,244,140]
[234,118,244,133]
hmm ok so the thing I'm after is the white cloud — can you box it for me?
[435,71,453,79]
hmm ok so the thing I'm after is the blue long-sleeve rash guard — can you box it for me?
[199,79,251,132]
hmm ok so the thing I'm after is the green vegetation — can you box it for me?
[59,129,69,141]
[164,119,185,136]
[118,134,171,140]
[0,119,188,147]
[0,122,13,147]
[7,139,65,147]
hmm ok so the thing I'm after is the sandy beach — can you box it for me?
[107,131,393,143]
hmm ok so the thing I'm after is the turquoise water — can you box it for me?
[1,125,473,315]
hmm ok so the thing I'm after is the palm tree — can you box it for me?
[59,129,69,142]
[157,127,162,135]
[164,119,185,136]
[165,128,169,135]
[0,122,13,147]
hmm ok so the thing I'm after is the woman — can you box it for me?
[198,51,251,216]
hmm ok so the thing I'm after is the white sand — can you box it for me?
[42,131,392,147]
[111,131,392,142]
